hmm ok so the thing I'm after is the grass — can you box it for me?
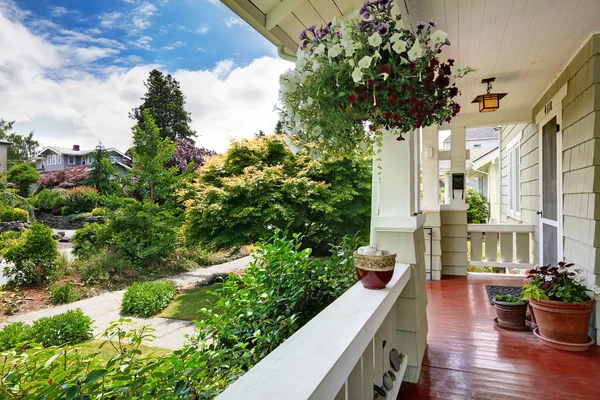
[77,340,171,359]
[158,284,222,322]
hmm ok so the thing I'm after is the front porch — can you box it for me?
[400,274,600,399]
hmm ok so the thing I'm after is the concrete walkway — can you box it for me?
[0,256,252,349]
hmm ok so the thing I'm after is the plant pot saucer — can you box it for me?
[493,318,530,332]
[533,327,596,352]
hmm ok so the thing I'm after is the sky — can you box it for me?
[0,0,293,153]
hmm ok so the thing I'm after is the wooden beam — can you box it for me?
[441,108,532,129]
[266,0,306,30]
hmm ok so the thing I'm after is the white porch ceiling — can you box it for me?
[221,0,600,125]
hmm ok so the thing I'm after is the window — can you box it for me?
[57,156,62,165]
[52,155,57,165]
[87,156,93,164]
[507,135,521,218]
[68,156,75,165]
[46,155,52,165]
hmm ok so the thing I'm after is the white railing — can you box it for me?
[467,224,534,269]
[217,264,411,400]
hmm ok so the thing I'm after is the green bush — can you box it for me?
[73,222,111,259]
[75,248,132,284]
[90,207,107,217]
[29,188,66,211]
[0,230,23,252]
[61,186,98,215]
[7,162,40,197]
[67,212,92,222]
[3,222,58,285]
[121,281,177,317]
[0,322,32,351]
[0,192,35,221]
[466,186,490,223]
[30,309,93,347]
[0,206,29,222]
[49,282,81,305]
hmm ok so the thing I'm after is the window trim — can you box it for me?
[68,156,76,165]
[506,132,522,220]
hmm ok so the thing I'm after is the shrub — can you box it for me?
[0,192,35,221]
[61,186,98,215]
[73,222,111,259]
[76,248,132,284]
[0,207,29,222]
[90,207,107,217]
[121,281,177,317]
[36,165,88,190]
[466,186,490,223]
[0,322,32,351]
[0,230,23,252]
[3,222,58,286]
[49,282,81,305]
[29,188,66,211]
[7,163,40,197]
[67,212,92,222]
[30,309,93,347]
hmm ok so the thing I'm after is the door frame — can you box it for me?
[535,83,567,265]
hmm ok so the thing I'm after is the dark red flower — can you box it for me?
[368,79,375,87]
[408,62,416,70]
[449,87,459,97]
[396,135,405,141]
[368,124,376,132]
[375,85,383,92]
[387,97,396,106]
[387,86,395,93]
[348,94,357,103]
[447,58,455,66]
[358,94,367,103]
[358,86,368,94]
[429,58,438,68]
[379,64,391,74]
[410,87,416,94]
[393,113,401,121]
[383,111,392,119]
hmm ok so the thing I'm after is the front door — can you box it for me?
[539,116,562,265]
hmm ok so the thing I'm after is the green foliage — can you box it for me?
[75,248,132,284]
[0,119,40,165]
[86,145,119,194]
[0,230,22,252]
[183,136,371,254]
[62,186,98,215]
[29,188,66,211]
[0,207,29,222]
[91,207,107,217]
[0,322,32,351]
[521,263,597,303]
[73,222,111,259]
[7,163,40,197]
[158,284,221,321]
[121,281,177,317]
[49,282,82,305]
[67,212,92,222]
[494,294,521,303]
[0,192,34,221]
[30,309,93,347]
[466,186,490,223]
[130,69,196,141]
[3,222,58,286]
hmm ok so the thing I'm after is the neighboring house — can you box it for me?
[442,127,499,150]
[34,145,131,176]
[0,140,10,174]
[468,147,501,223]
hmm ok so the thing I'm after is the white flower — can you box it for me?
[313,43,326,56]
[389,33,402,43]
[407,41,423,61]
[312,60,320,71]
[392,40,407,54]
[396,19,404,30]
[430,29,448,45]
[358,55,372,69]
[544,275,553,282]
[373,50,382,59]
[368,32,382,47]
[455,63,466,74]
[590,285,600,295]
[296,57,307,70]
[328,44,342,58]
[352,67,363,83]
[348,59,355,67]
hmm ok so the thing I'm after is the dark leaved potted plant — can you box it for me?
[492,294,528,331]
[521,262,600,351]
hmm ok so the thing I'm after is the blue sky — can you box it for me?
[0,0,292,152]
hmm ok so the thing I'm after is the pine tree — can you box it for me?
[129,70,196,142]
[86,144,118,194]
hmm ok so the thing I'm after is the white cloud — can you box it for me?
[99,11,122,28]
[131,2,158,31]
[131,35,153,50]
[163,41,185,51]
[225,16,245,28]
[196,24,210,34]
[50,6,69,17]
[0,6,293,153]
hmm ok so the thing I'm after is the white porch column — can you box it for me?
[444,172,451,204]
[440,126,469,276]
[421,126,442,280]
[371,130,428,383]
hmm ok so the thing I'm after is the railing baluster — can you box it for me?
[499,232,513,263]
[361,339,374,400]
[485,231,497,262]
[334,383,346,400]
[515,232,530,264]
[470,232,483,262]
[373,326,384,391]
[347,357,361,400]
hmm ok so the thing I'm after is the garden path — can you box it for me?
[0,256,253,349]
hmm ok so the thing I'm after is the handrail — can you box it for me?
[467,223,534,233]
[467,224,534,268]
[217,264,411,400]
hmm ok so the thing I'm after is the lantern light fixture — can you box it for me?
[471,78,507,113]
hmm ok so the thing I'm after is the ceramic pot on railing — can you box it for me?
[353,247,396,290]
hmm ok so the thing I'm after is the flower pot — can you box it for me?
[529,297,595,344]
[353,251,396,290]
[493,300,528,330]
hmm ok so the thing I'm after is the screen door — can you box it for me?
[539,116,561,265]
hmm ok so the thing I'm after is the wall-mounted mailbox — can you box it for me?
[452,173,465,199]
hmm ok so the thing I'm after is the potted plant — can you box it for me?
[354,246,396,289]
[521,262,600,351]
[492,294,528,331]
[277,0,473,157]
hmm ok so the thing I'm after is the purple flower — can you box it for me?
[307,25,316,33]
[416,21,425,30]
[378,0,394,7]
[428,20,437,27]
[377,23,389,36]
[444,38,451,46]
[359,4,371,19]
[316,27,327,40]
[299,29,308,41]
[543,282,552,290]
[359,20,372,32]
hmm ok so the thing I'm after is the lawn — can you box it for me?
[77,340,171,359]
[158,284,221,321]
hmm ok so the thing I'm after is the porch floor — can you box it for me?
[398,274,600,400]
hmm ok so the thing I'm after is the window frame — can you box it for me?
[68,156,76,165]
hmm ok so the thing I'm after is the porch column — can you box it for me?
[371,130,428,383]
[422,126,442,280]
[444,172,452,204]
[440,126,469,276]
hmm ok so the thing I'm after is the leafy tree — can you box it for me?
[36,165,88,190]
[129,69,196,142]
[183,136,371,254]
[0,119,39,165]
[86,144,118,194]
[466,186,490,223]
[274,120,285,135]
[166,139,216,174]
[7,163,40,197]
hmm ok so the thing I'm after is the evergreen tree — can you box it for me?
[129,70,196,142]
[7,163,40,197]
[86,144,118,194]
[0,119,39,165]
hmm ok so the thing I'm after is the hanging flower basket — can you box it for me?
[277,0,474,156]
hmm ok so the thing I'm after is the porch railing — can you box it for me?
[217,264,411,400]
[467,224,534,270]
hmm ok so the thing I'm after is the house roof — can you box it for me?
[443,127,499,143]
[470,147,500,172]
[439,147,494,173]
[36,146,131,160]
[0,140,12,145]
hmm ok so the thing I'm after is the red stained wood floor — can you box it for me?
[398,274,600,400]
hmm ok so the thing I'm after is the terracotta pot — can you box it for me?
[529,297,595,344]
[493,300,528,329]
[353,251,396,290]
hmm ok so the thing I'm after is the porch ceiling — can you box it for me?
[221,0,600,125]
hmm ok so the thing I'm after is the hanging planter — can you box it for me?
[277,0,474,156]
